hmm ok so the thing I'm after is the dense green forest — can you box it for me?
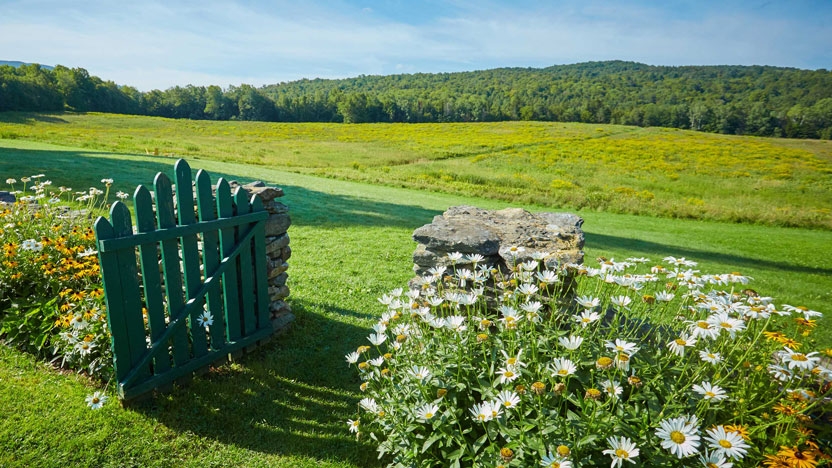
[2,61,832,138]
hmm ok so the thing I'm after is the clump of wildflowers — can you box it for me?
[1,174,118,379]
[347,252,831,466]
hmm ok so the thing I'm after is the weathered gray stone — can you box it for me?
[281,245,292,261]
[265,233,290,256]
[411,205,584,278]
[262,200,289,215]
[242,183,284,203]
[265,213,291,235]
[269,272,288,287]
[271,311,295,333]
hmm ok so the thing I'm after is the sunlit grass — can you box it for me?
[1,113,830,228]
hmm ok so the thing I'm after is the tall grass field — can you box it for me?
[0,113,830,467]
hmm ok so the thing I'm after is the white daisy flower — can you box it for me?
[692,382,728,401]
[602,436,639,468]
[688,319,720,340]
[195,310,213,327]
[517,283,539,296]
[704,426,749,460]
[550,357,577,377]
[573,310,600,327]
[778,347,821,371]
[85,391,108,410]
[540,452,572,468]
[698,451,733,468]
[782,304,823,320]
[495,390,521,410]
[707,312,746,338]
[347,419,360,433]
[667,333,697,357]
[367,333,387,346]
[447,251,464,262]
[345,351,360,365]
[558,335,584,350]
[575,295,600,309]
[496,366,520,384]
[655,291,675,302]
[444,315,467,332]
[655,416,701,458]
[416,403,440,422]
[601,379,623,398]
[605,339,639,356]
[469,402,492,422]
[610,295,632,309]
[359,397,378,413]
[699,349,723,364]
[536,270,560,284]
[409,365,431,382]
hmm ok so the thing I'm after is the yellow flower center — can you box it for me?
[705,391,716,398]
[505,370,514,378]
[675,339,687,346]
[792,354,807,361]
[507,358,517,365]
[550,463,560,468]
[720,322,732,328]
[558,369,569,375]
[425,412,434,419]
[597,357,613,367]
[670,431,686,444]
[91,397,100,404]
[718,439,732,449]
[707,464,719,468]
[615,449,629,458]
[697,321,710,329]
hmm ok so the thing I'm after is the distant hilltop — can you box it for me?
[0,60,54,70]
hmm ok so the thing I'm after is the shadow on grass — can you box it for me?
[129,299,382,466]
[586,232,832,276]
[0,112,70,124]
[0,145,442,230]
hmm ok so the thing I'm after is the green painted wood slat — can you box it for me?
[195,169,226,349]
[217,179,242,342]
[175,160,208,358]
[93,217,133,384]
[107,202,150,388]
[134,185,171,375]
[251,196,270,331]
[154,172,190,367]
[234,189,256,336]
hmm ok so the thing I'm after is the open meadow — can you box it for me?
[0,114,831,467]
[1,112,831,229]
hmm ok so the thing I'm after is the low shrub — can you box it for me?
[347,252,832,467]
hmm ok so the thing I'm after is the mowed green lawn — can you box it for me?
[0,134,831,467]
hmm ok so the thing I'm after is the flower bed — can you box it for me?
[1,176,119,381]
[347,252,832,467]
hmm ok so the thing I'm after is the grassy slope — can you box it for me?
[0,138,831,467]
[1,112,830,229]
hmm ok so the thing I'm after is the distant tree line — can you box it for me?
[2,61,832,139]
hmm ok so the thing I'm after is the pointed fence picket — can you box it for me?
[94,159,272,401]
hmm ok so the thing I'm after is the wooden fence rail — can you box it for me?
[94,159,272,400]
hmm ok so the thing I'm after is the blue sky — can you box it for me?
[1,0,830,91]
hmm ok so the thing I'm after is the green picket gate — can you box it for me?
[94,159,272,401]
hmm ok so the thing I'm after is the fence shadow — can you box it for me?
[129,298,382,466]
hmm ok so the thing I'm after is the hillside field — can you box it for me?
[1,112,831,229]
[0,115,831,467]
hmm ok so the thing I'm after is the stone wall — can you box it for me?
[412,205,584,303]
[234,181,294,332]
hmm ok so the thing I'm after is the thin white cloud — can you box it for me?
[0,0,828,90]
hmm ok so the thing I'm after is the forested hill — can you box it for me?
[2,61,832,139]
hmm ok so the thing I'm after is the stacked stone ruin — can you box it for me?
[411,205,585,306]
[233,181,294,332]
